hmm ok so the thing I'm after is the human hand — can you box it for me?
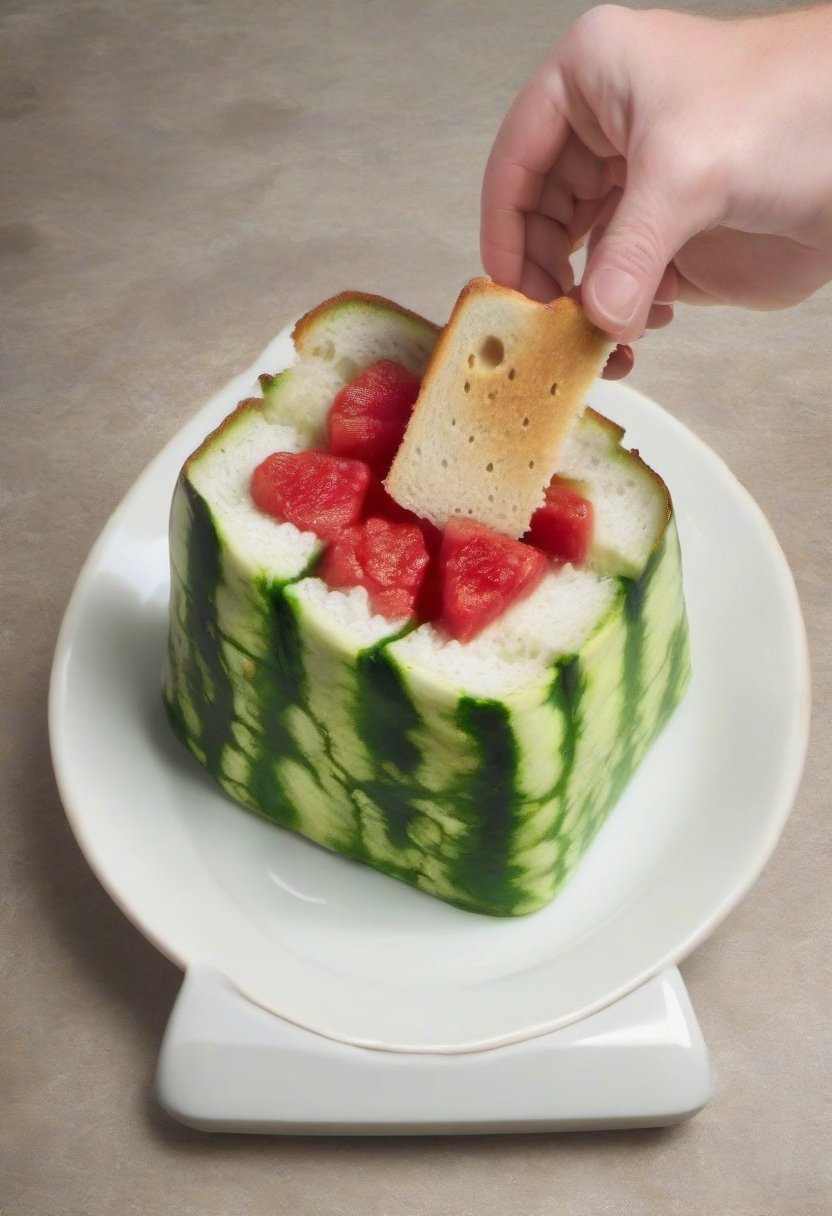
[481,4,832,347]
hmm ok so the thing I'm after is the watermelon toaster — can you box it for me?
[163,279,690,917]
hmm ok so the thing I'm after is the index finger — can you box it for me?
[480,70,572,290]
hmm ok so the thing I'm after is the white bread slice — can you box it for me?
[384,278,611,538]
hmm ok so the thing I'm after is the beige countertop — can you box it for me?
[3,1,830,1211]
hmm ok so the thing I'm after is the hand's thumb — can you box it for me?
[581,169,703,339]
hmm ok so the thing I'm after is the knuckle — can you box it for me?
[567,5,633,53]
[656,141,729,223]
[608,218,667,280]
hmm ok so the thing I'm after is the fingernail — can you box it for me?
[590,267,641,330]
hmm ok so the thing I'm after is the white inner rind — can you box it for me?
[263,304,437,442]
[391,568,617,697]
[185,400,658,698]
[289,578,409,648]
[299,308,435,379]
[187,412,321,580]
[560,416,666,576]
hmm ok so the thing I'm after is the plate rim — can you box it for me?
[48,336,812,1054]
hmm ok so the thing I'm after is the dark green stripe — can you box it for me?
[541,655,583,843]
[613,539,664,786]
[552,655,582,796]
[239,576,308,829]
[353,646,423,851]
[656,609,691,731]
[622,573,643,712]
[165,478,236,781]
[356,647,422,774]
[448,698,520,915]
[621,540,663,728]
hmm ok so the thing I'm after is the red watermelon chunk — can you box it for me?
[327,360,421,475]
[364,476,443,555]
[320,516,431,620]
[414,562,444,624]
[439,519,547,642]
[363,475,416,524]
[525,478,594,566]
[251,450,370,540]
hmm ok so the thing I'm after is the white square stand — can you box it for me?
[156,965,713,1133]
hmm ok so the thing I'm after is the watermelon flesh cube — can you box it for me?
[321,517,431,620]
[525,479,594,566]
[364,478,443,552]
[327,359,421,475]
[439,519,548,642]
[250,450,371,541]
[363,476,423,526]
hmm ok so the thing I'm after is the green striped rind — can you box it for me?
[165,451,689,914]
[165,474,313,833]
[373,517,689,915]
[165,479,237,778]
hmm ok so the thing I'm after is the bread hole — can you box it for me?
[479,335,505,368]
[467,353,475,368]
[550,382,559,396]
[528,460,535,470]
[521,416,530,428]
[467,508,474,515]
[488,494,494,503]
[464,381,471,393]
[415,446,422,456]
[508,368,516,381]
[451,417,456,427]
[468,435,475,444]
[441,459,448,468]
[485,462,494,472]
[487,390,497,401]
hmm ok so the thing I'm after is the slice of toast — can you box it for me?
[384,278,611,537]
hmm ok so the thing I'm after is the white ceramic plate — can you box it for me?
[49,330,810,1053]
